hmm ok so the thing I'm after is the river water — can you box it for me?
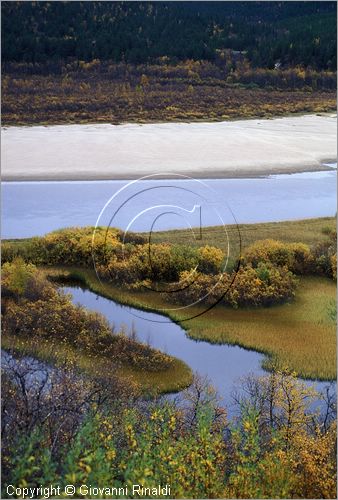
[2,169,336,239]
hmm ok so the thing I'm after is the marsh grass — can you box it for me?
[47,267,336,381]
[186,277,336,380]
[2,332,192,396]
[150,217,336,251]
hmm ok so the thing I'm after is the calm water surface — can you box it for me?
[3,169,336,413]
[64,286,334,412]
[2,170,336,239]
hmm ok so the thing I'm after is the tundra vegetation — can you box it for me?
[1,227,336,500]
[2,219,336,380]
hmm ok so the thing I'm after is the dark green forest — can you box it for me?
[2,2,336,125]
[2,1,337,70]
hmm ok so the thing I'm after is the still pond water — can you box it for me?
[63,285,334,413]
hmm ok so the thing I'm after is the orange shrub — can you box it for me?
[197,245,224,274]
[166,263,298,308]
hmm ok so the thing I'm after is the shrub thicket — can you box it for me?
[244,237,337,279]
[167,263,298,308]
[2,227,336,311]
[2,258,173,372]
[2,366,336,499]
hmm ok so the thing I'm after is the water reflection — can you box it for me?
[64,285,334,413]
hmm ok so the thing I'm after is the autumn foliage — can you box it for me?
[1,241,336,498]
[2,258,173,372]
[244,235,337,279]
[2,63,335,126]
[3,226,336,311]
[2,364,336,498]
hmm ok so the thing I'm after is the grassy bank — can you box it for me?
[2,259,193,395]
[150,217,337,250]
[46,266,336,381]
[2,333,192,396]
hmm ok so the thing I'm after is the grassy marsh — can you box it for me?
[47,266,336,381]
[150,217,337,250]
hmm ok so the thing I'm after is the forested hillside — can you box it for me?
[2,1,336,69]
[2,1,336,125]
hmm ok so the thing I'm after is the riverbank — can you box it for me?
[2,333,192,396]
[2,114,337,181]
[2,260,193,395]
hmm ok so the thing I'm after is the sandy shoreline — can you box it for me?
[2,163,337,182]
[2,114,337,181]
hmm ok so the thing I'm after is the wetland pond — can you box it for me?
[63,285,334,414]
[2,169,336,414]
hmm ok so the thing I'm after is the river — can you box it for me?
[2,169,336,239]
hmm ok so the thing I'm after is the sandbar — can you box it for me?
[2,114,336,181]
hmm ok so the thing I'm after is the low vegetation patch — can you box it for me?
[2,259,192,394]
